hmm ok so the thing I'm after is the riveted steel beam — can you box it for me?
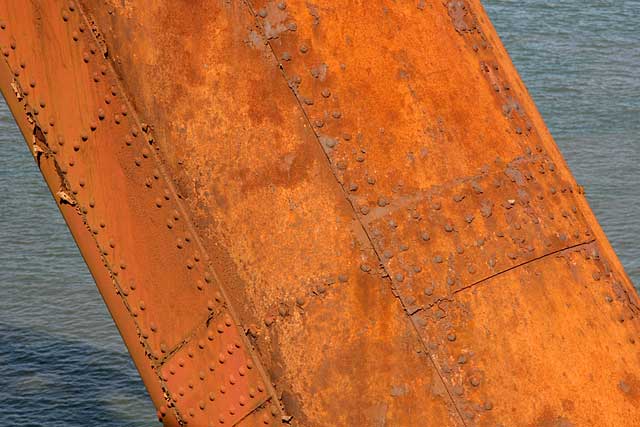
[1,1,639,426]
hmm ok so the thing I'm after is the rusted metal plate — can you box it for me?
[0,2,277,424]
[417,242,640,426]
[365,154,594,311]
[1,0,639,426]
[159,309,269,425]
[75,1,465,425]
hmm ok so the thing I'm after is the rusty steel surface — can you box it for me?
[1,1,639,426]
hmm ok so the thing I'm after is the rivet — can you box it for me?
[83,52,90,63]
[62,11,70,21]
[321,88,331,98]
[447,333,456,342]
[139,301,145,310]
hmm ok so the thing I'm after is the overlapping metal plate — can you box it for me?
[1,1,639,426]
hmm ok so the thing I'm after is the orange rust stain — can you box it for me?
[0,0,638,426]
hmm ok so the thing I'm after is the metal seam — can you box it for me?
[240,2,469,425]
[0,52,187,421]
[453,238,597,295]
[71,2,282,422]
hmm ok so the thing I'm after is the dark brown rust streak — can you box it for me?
[241,2,469,425]
[72,2,286,421]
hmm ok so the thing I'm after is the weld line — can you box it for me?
[231,397,272,427]
[454,239,597,295]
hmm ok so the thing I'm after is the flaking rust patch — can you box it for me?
[445,0,477,33]
[247,29,264,49]
[618,373,640,403]
[262,2,290,39]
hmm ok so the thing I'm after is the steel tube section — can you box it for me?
[1,1,638,426]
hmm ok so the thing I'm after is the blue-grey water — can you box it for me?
[0,2,638,425]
